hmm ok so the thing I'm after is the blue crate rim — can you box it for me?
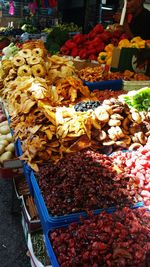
[83,79,123,91]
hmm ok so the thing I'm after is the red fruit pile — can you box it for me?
[50,207,150,267]
[60,24,129,60]
[38,150,141,216]
[92,89,126,101]
[111,145,150,206]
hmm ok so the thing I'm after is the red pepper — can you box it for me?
[113,30,121,38]
[95,42,105,53]
[60,45,70,55]
[73,34,85,44]
[99,31,112,42]
[87,48,97,56]
[89,54,97,61]
[65,40,77,49]
[92,24,104,34]
[70,47,78,57]
[79,48,88,59]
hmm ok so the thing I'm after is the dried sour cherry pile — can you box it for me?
[50,207,150,267]
[38,150,141,216]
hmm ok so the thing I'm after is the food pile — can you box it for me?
[0,42,150,171]
[78,67,150,82]
[0,104,15,164]
[0,34,150,267]
[97,36,149,66]
[50,207,150,266]
[111,145,150,206]
[120,87,150,111]
[38,150,143,216]
[60,23,128,61]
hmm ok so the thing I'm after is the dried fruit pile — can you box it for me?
[38,150,141,216]
[78,67,150,82]
[50,207,150,267]
[111,145,150,206]
[1,43,150,171]
[92,89,127,101]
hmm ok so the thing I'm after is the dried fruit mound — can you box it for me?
[111,145,150,206]
[50,207,150,267]
[38,150,141,216]
[92,89,127,102]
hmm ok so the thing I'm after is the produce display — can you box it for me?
[2,42,19,60]
[37,150,143,216]
[50,207,150,266]
[120,87,150,111]
[60,24,127,60]
[0,44,150,170]
[21,24,38,34]
[45,23,81,55]
[78,67,150,82]
[91,89,127,101]
[97,36,148,66]
[0,28,150,267]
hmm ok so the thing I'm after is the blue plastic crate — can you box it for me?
[44,206,150,267]
[83,79,123,91]
[30,171,144,233]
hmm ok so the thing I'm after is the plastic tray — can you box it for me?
[44,207,150,267]
[83,79,123,91]
[30,170,144,233]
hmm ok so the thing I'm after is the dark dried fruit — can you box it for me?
[38,150,140,216]
[74,101,101,112]
[50,207,150,266]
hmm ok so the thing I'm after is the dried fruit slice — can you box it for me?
[95,107,109,122]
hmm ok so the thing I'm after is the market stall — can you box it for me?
[0,33,150,265]
[0,0,150,265]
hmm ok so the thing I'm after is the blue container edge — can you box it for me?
[83,79,123,91]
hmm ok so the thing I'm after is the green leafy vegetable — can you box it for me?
[121,87,150,111]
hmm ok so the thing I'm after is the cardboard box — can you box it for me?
[111,47,150,76]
